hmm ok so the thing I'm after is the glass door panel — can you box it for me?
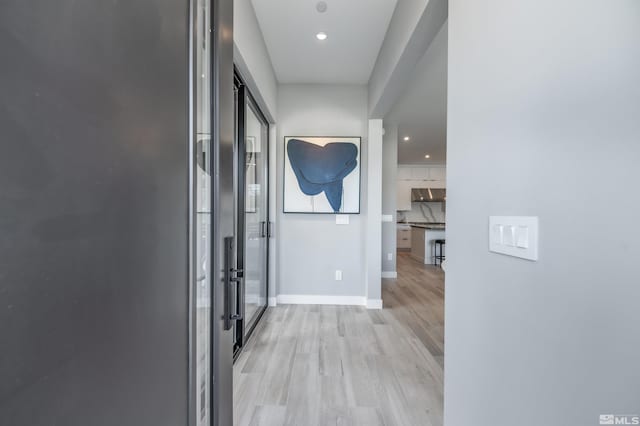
[232,73,269,357]
[243,101,268,333]
[193,0,211,424]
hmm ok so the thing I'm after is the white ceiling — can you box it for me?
[386,23,448,165]
[251,0,397,84]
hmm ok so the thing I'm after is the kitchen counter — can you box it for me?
[398,221,446,230]
[410,224,445,230]
[410,226,446,265]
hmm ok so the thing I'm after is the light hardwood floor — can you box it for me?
[233,252,444,426]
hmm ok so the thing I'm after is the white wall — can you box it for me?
[234,0,279,305]
[368,0,427,116]
[233,0,277,121]
[368,0,447,117]
[268,125,277,306]
[276,84,371,302]
[446,1,640,425]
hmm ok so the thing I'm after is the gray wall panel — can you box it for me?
[0,1,190,424]
[381,123,397,273]
[445,1,640,425]
[275,84,369,298]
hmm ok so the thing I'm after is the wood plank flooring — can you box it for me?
[233,252,444,426]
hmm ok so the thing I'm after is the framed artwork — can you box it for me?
[284,136,361,214]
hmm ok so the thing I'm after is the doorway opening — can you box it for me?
[380,19,449,425]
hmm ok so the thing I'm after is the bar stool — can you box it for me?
[434,239,445,267]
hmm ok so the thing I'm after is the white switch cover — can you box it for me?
[503,226,516,247]
[516,226,529,248]
[336,215,349,225]
[489,216,538,261]
[491,224,504,244]
[381,214,393,223]
[335,270,343,281]
[387,253,393,261]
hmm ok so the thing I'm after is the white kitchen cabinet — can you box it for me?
[397,224,412,249]
[398,166,446,184]
[429,167,446,181]
[396,166,447,211]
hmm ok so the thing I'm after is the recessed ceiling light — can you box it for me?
[316,1,328,13]
[403,136,410,141]
[425,154,430,159]
[316,32,328,41]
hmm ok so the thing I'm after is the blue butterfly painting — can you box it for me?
[286,138,360,213]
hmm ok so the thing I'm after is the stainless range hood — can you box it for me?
[411,188,446,202]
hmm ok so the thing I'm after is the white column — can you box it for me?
[268,124,277,306]
[365,119,383,308]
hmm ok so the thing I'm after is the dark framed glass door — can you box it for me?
[233,72,270,356]
[191,0,235,425]
[192,0,213,423]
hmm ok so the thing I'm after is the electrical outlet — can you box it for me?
[387,253,393,261]
[335,270,342,281]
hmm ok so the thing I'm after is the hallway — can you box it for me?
[233,253,444,426]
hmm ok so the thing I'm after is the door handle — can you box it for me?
[267,221,274,238]
[223,237,243,330]
[260,221,267,238]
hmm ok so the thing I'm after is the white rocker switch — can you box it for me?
[516,226,529,248]
[489,216,539,261]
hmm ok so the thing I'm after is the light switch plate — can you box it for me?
[489,216,538,261]
[336,215,349,225]
[381,214,393,223]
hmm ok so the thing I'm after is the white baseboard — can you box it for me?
[268,297,277,307]
[366,299,383,309]
[276,294,367,306]
[245,295,266,304]
[381,271,397,278]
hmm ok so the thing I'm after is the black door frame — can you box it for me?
[233,69,270,359]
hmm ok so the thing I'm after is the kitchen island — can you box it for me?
[410,224,445,265]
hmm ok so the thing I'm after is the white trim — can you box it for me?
[276,294,367,306]
[381,271,397,278]
[244,293,265,304]
[268,297,277,307]
[366,299,383,309]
